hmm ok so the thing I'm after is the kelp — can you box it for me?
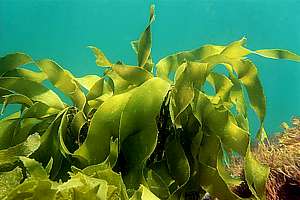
[1,4,300,200]
[3,157,132,199]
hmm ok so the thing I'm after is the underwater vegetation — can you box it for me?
[0,5,300,200]
[230,118,300,200]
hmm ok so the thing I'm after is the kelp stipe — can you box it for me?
[1,4,300,200]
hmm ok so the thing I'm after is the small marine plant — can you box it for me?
[229,118,300,200]
[0,5,299,200]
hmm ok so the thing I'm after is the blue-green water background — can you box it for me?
[1,0,300,137]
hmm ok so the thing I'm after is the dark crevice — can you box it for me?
[278,180,300,200]
[232,180,252,198]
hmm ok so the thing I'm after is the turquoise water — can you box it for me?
[1,0,300,136]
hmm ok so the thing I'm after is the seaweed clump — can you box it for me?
[230,118,300,200]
